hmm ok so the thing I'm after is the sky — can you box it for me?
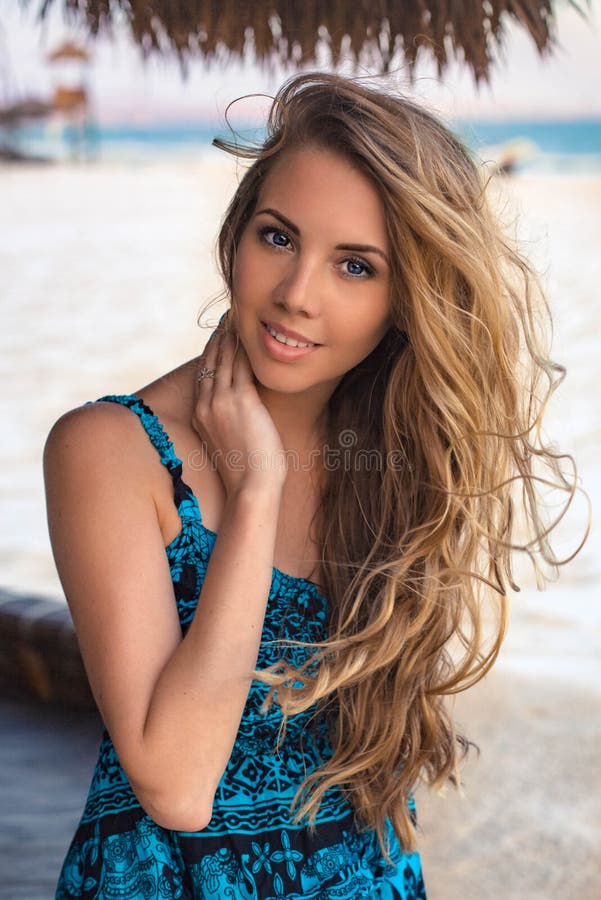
[0,1,600,124]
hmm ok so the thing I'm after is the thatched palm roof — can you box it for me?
[26,1,588,82]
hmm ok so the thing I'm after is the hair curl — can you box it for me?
[210,72,588,860]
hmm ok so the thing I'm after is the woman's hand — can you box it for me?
[192,315,287,497]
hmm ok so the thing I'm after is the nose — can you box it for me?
[273,255,321,318]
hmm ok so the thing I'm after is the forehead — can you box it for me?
[256,146,388,246]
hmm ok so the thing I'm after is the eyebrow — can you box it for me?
[254,207,389,264]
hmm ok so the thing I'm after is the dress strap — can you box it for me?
[91,394,201,522]
[94,393,181,471]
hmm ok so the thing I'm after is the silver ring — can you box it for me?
[197,366,217,382]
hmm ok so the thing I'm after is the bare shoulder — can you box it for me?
[44,359,204,540]
[43,395,190,518]
[44,399,151,477]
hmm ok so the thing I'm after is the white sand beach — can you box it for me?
[1,158,600,897]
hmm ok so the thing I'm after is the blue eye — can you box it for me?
[260,227,292,249]
[343,258,373,278]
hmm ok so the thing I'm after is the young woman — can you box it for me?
[45,73,582,899]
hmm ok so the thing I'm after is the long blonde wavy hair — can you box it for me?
[211,73,587,859]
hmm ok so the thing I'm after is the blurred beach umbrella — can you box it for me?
[46,38,90,62]
[44,37,90,117]
[24,0,590,83]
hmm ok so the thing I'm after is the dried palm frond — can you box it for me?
[24,1,590,84]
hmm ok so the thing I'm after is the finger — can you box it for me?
[202,310,230,353]
[231,337,255,388]
[213,330,236,392]
[196,329,222,393]
[198,324,220,365]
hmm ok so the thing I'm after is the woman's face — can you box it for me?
[232,145,392,396]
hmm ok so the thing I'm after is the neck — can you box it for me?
[255,380,334,459]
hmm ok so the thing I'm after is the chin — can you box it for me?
[251,369,308,393]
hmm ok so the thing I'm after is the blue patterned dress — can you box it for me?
[55,393,426,900]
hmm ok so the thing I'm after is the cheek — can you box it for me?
[343,298,391,351]
[232,241,267,309]
[231,247,247,302]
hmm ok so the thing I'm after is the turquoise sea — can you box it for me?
[3,116,601,173]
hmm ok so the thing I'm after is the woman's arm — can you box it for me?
[44,333,286,832]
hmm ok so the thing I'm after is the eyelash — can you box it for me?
[257,226,375,279]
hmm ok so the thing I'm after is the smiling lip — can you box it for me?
[259,321,321,361]
[261,320,321,346]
